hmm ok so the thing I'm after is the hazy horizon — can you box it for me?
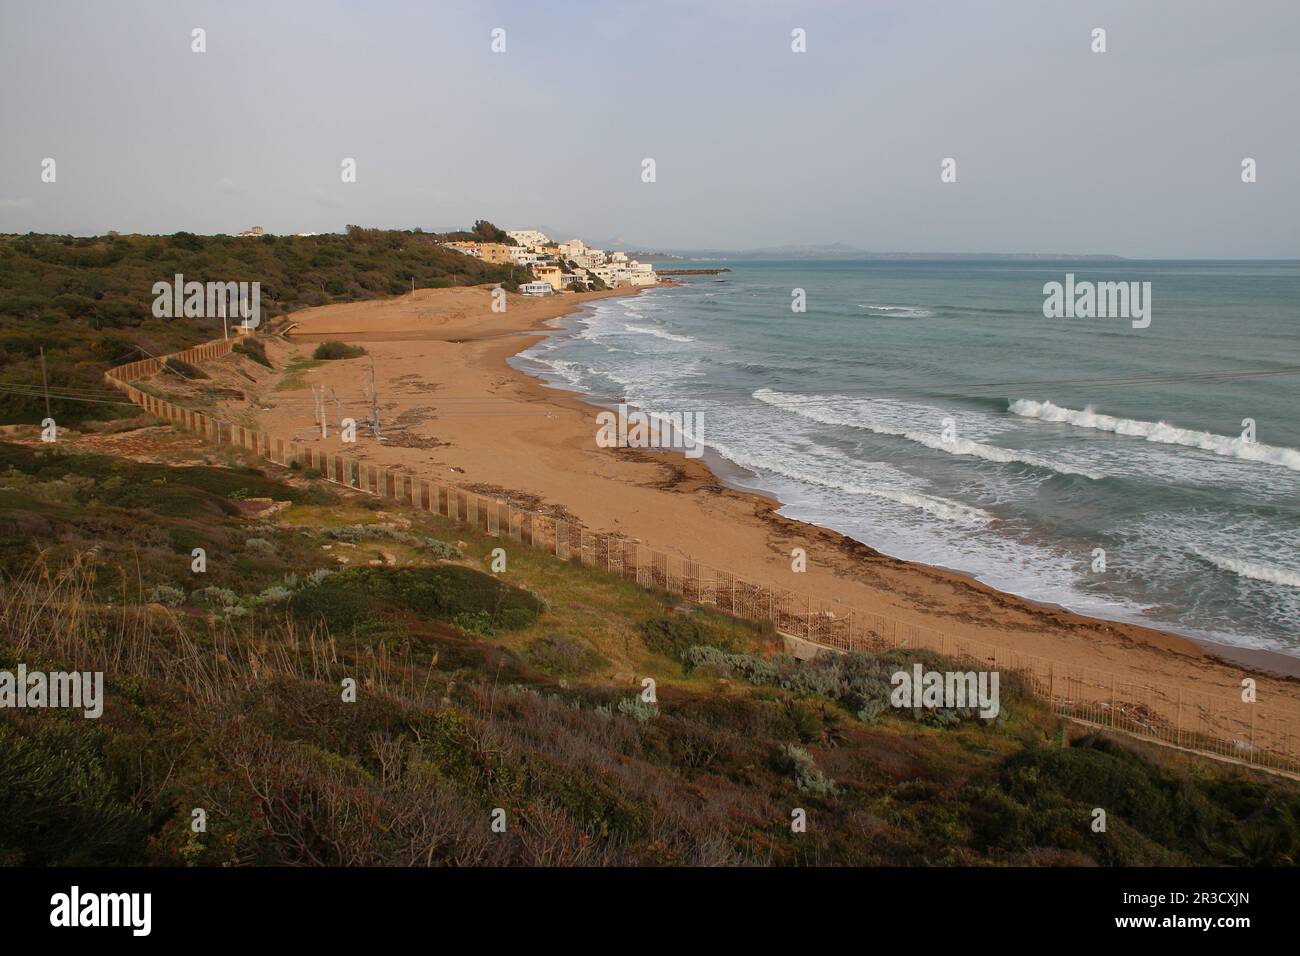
[2,0,1297,258]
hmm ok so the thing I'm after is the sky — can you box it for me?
[0,0,1297,257]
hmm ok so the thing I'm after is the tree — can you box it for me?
[471,220,512,244]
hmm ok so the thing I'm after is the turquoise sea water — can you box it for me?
[517,260,1300,656]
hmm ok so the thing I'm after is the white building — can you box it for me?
[585,257,658,289]
[507,230,551,251]
[518,281,554,296]
[591,264,626,288]
[509,247,542,266]
[626,261,658,286]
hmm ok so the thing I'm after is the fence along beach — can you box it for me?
[104,285,1300,776]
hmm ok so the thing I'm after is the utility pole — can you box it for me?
[368,361,382,440]
[330,387,342,434]
[38,346,51,419]
[313,385,327,439]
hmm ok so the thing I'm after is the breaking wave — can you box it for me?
[755,389,1105,480]
[622,324,695,343]
[704,437,993,525]
[1009,400,1300,472]
[1194,550,1300,589]
[857,304,934,318]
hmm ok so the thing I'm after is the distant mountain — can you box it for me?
[622,251,686,263]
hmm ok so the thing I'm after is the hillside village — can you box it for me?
[444,228,658,295]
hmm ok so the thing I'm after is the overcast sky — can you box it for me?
[0,0,1296,257]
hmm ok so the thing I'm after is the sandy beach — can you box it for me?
[188,284,1300,714]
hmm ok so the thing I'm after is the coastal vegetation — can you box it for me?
[426,219,517,246]
[2,430,1298,866]
[312,341,367,361]
[0,226,527,426]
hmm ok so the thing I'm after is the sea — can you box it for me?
[514,259,1300,657]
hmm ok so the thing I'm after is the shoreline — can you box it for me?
[220,284,1300,701]
[501,294,1300,682]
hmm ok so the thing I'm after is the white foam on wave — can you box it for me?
[858,304,935,318]
[1194,549,1300,589]
[527,355,589,390]
[622,323,695,343]
[704,436,993,525]
[755,389,1105,480]
[1009,399,1300,472]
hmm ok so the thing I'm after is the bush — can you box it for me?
[453,610,499,637]
[232,337,273,368]
[323,525,460,560]
[682,645,781,683]
[191,586,239,608]
[639,611,742,659]
[681,646,985,728]
[526,634,606,677]
[163,357,208,379]
[0,721,150,865]
[1000,736,1223,854]
[617,696,660,721]
[252,585,294,606]
[785,700,825,743]
[290,565,544,635]
[147,584,186,607]
[243,537,276,555]
[778,744,837,796]
[312,341,367,361]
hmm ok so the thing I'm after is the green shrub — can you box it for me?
[785,700,825,743]
[453,610,499,637]
[639,611,742,658]
[95,478,239,518]
[618,696,660,721]
[778,744,837,796]
[0,721,150,865]
[1000,736,1224,854]
[232,337,273,368]
[312,341,367,361]
[147,584,186,607]
[243,537,276,555]
[323,525,460,560]
[252,585,294,606]
[289,565,544,634]
[681,646,986,728]
[191,586,239,608]
[526,634,606,676]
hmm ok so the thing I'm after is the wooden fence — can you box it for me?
[105,338,1300,776]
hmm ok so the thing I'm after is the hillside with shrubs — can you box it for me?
[0,225,527,426]
[3,428,1299,867]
